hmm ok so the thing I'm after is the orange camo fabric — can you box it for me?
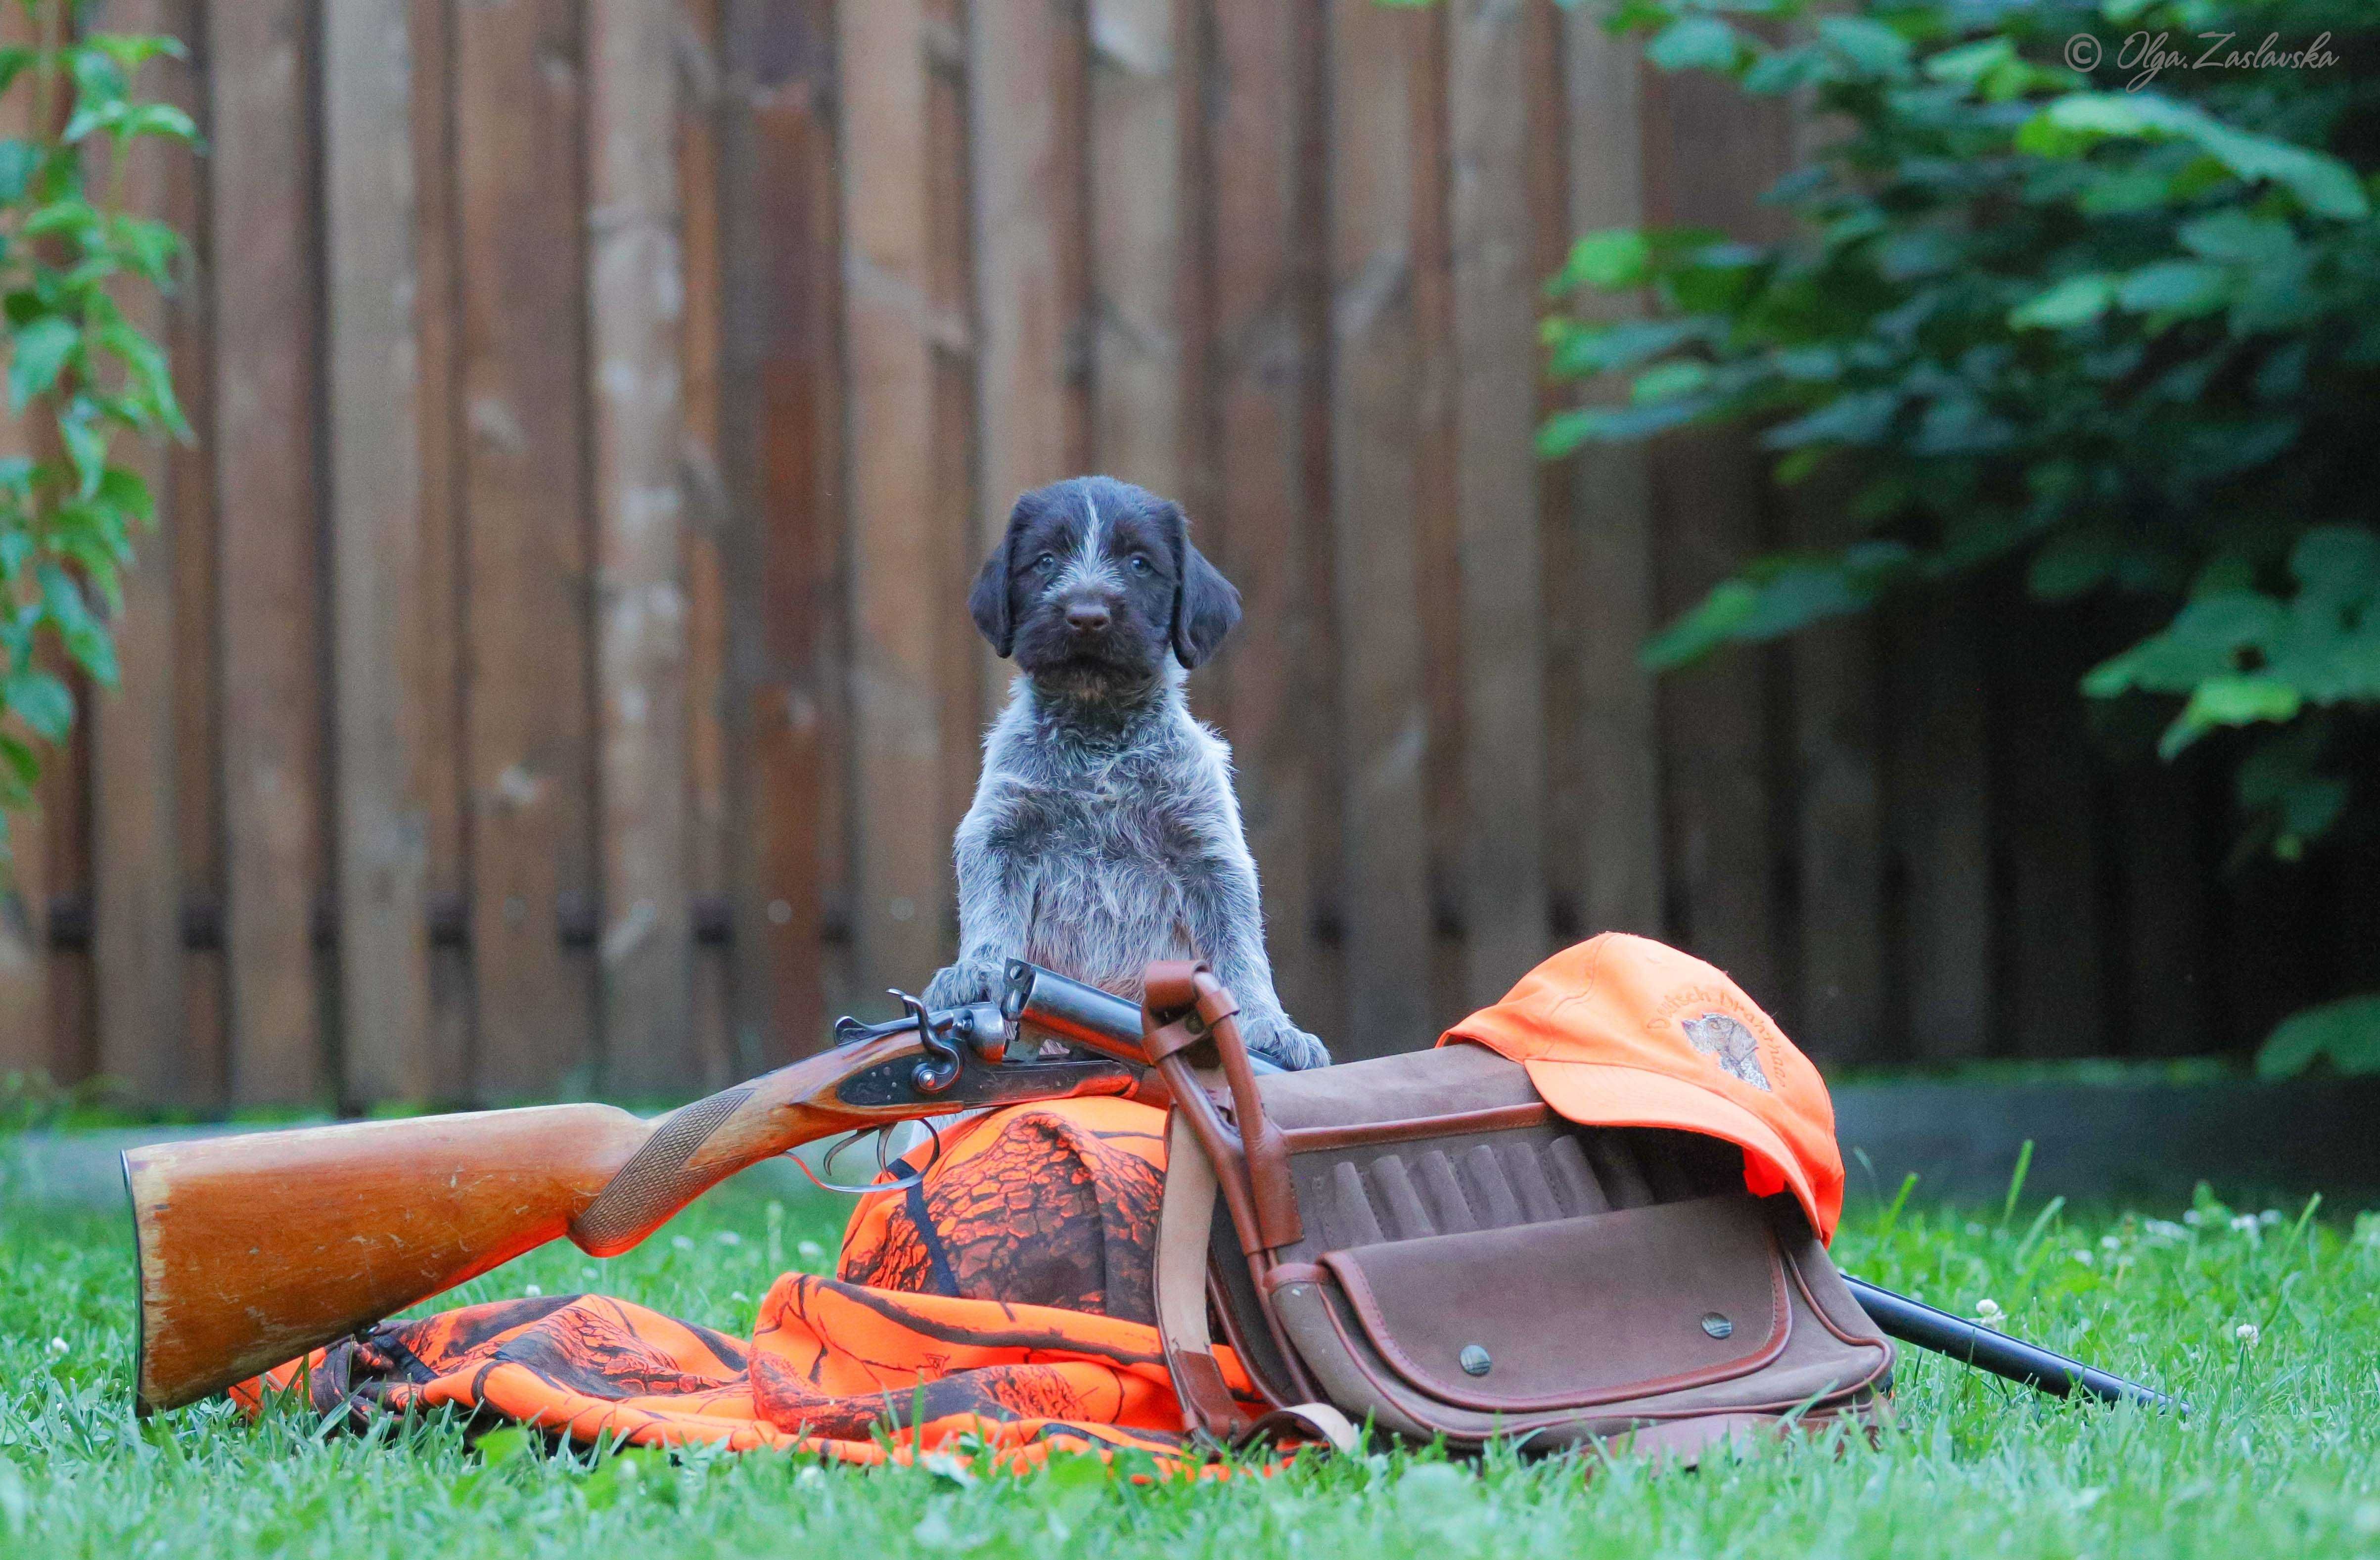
[232,1097,1258,1469]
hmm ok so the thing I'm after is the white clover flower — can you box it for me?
[46,1336,67,1355]
[2230,1213,2258,1233]
[2258,1209,2282,1227]
[2235,1322,2260,1347]
[1975,1298,2004,1328]
[672,1235,695,1251]
[715,1230,743,1246]
[2100,1234,2121,1251]
[796,1239,826,1261]
[2182,1209,2204,1227]
[2071,1249,2094,1266]
[523,1284,541,1297]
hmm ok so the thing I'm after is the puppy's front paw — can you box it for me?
[1240,1013,1331,1072]
[921,958,1006,1010]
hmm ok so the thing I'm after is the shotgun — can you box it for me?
[124,963,1154,1414]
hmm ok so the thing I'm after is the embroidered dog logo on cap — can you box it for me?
[1681,1011,1771,1092]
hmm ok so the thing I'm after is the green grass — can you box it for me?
[4,1169,2379,1560]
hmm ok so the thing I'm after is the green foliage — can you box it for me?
[1546,0,2380,866]
[0,0,193,866]
[2257,991,2380,1077]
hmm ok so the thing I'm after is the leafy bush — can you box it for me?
[0,2,194,863]
[1546,0,2380,1070]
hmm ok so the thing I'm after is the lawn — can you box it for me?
[3,1164,2377,1560]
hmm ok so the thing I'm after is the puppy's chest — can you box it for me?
[992,771,1206,867]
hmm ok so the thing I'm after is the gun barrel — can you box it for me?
[1003,961,1150,1064]
[1843,1274,2186,1414]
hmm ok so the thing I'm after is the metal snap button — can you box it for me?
[1700,1312,1734,1339]
[1458,1344,1492,1376]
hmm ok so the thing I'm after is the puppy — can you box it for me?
[921,475,1329,1071]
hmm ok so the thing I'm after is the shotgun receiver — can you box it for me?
[124,964,1152,1414]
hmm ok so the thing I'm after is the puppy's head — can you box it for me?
[970,476,1241,694]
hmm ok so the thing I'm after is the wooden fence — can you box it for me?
[2,0,2373,1111]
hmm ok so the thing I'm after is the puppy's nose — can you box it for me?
[1065,600,1111,634]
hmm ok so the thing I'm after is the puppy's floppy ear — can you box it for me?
[969,498,1028,658]
[1163,503,1241,669]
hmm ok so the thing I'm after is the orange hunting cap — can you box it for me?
[1439,933,1844,1241]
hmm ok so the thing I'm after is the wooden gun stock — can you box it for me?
[127,973,1154,1414]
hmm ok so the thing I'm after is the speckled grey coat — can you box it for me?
[918,475,1327,1071]
[921,670,1327,1071]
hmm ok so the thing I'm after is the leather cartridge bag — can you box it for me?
[1137,961,1895,1459]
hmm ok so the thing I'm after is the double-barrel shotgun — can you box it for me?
[123,964,1153,1413]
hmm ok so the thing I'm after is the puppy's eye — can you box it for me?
[1033,552,1057,572]
[1127,554,1152,576]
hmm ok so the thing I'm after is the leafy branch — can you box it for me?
[1545,0,2380,1072]
[0,0,195,863]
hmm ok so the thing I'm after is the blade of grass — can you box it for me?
[2001,1138,2035,1225]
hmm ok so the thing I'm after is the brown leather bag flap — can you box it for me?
[1318,1193,1786,1413]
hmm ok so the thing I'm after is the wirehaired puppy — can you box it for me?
[921,475,1329,1071]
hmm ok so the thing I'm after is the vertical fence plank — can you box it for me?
[1530,0,1582,956]
[1089,0,1177,496]
[1287,0,1342,1047]
[839,0,948,1002]
[454,0,596,1098]
[211,0,325,1110]
[589,0,692,1094]
[1635,62,1790,1006]
[678,0,734,1086]
[411,0,474,1099]
[1781,64,1882,1057]
[1884,596,1993,1058]
[969,0,1090,711]
[1326,0,1432,1056]
[2116,759,2208,1056]
[1557,7,1664,944]
[169,34,222,1103]
[923,0,981,940]
[325,0,433,1103]
[1408,7,1467,1028]
[1992,599,2107,1056]
[1776,457,1887,1059]
[1196,0,1332,1038]
[92,4,192,1106]
[1447,0,1548,1009]
[1788,605,1886,1059]
[720,0,845,1067]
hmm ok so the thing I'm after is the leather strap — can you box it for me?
[1155,1108,1254,1440]
[1237,1402,1362,1455]
[1141,960,1302,1253]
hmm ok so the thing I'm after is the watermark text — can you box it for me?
[2063,31,2337,90]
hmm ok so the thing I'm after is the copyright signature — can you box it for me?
[2064,31,2337,91]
